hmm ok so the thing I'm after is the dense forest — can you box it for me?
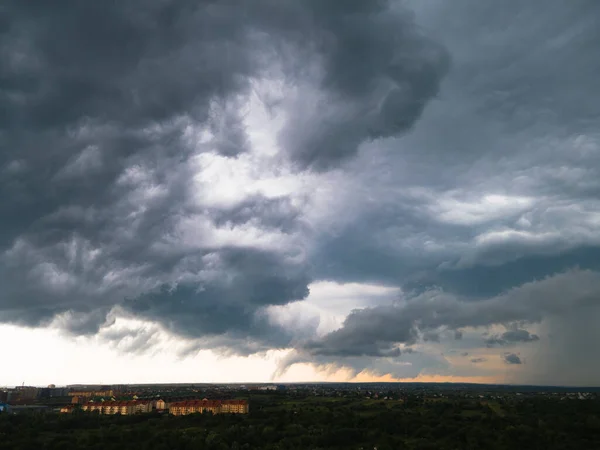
[1,394,600,450]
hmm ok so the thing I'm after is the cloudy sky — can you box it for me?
[2,0,600,387]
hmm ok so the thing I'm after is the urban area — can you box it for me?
[0,383,251,416]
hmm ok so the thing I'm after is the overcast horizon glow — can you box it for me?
[2,0,600,387]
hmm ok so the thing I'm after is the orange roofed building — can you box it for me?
[169,399,249,416]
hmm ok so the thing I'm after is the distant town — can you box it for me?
[0,384,253,416]
[1,382,598,416]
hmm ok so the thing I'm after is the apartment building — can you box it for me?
[80,400,152,415]
[169,399,249,416]
[63,398,249,416]
[220,399,249,414]
[69,390,115,398]
[155,399,167,411]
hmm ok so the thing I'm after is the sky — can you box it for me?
[1,0,600,387]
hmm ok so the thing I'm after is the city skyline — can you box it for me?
[2,0,600,387]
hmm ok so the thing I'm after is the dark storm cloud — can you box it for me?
[419,247,600,298]
[470,358,486,364]
[289,0,600,379]
[2,0,600,388]
[503,353,522,365]
[209,195,305,234]
[0,0,447,347]
[301,270,600,358]
[485,329,539,347]
[276,0,450,170]
[124,247,310,340]
[298,0,600,382]
[305,0,600,290]
[305,339,403,358]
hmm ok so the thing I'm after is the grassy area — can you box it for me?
[485,401,506,417]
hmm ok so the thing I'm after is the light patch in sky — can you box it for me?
[0,323,282,386]
[268,281,401,336]
[432,193,535,225]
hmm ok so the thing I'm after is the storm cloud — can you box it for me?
[0,0,445,346]
[485,329,540,347]
[2,0,600,385]
[299,270,600,358]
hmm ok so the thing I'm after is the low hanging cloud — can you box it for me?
[503,353,522,365]
[299,269,600,358]
[484,329,540,347]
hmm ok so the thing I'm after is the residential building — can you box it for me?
[169,399,249,416]
[69,390,115,398]
[65,398,248,416]
[80,400,152,415]
[221,400,249,414]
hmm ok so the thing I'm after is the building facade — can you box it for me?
[79,400,152,415]
[169,399,249,416]
[69,390,115,398]
[64,398,248,416]
[220,400,249,414]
